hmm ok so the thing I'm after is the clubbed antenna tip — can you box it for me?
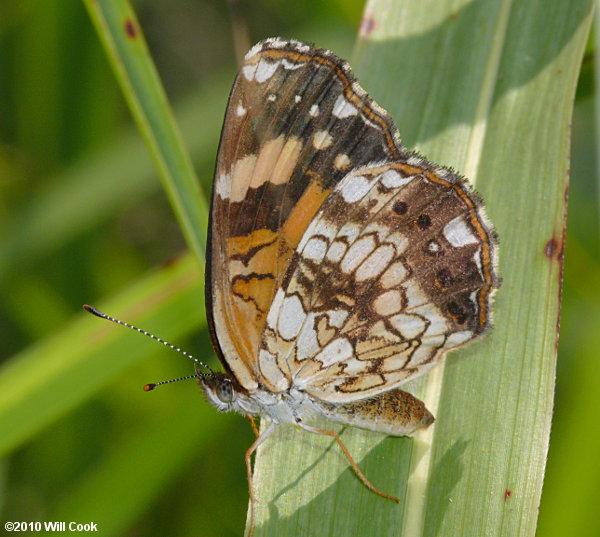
[83,304,103,317]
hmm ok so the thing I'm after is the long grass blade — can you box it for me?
[82,0,208,267]
[249,1,593,535]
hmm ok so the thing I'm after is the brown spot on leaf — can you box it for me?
[504,489,512,501]
[544,237,559,259]
[554,183,569,352]
[359,13,376,37]
[125,18,137,38]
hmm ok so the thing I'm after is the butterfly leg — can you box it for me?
[245,421,277,537]
[298,423,400,503]
[245,415,260,437]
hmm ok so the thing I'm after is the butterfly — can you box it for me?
[86,37,498,536]
[204,36,497,531]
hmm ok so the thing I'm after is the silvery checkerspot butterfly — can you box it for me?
[86,37,498,536]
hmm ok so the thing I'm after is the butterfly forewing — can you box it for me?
[207,38,408,389]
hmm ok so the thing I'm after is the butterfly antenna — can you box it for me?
[83,305,215,377]
[143,372,210,392]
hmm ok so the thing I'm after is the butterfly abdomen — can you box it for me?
[316,388,434,437]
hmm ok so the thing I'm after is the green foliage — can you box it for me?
[0,1,596,536]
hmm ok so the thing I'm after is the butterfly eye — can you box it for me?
[216,379,234,403]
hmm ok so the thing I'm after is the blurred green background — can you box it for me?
[0,1,597,536]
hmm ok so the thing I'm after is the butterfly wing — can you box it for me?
[259,161,497,401]
[207,38,406,390]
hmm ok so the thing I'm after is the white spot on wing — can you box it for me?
[334,153,350,170]
[296,314,320,361]
[381,261,408,288]
[258,349,289,391]
[372,290,403,316]
[473,247,483,274]
[408,344,437,367]
[444,216,478,247]
[242,64,258,81]
[303,236,328,263]
[379,170,414,188]
[332,94,358,118]
[255,59,280,83]
[282,58,304,70]
[314,338,354,367]
[267,288,285,329]
[411,302,447,335]
[310,219,337,242]
[422,334,445,347]
[386,232,408,253]
[355,244,396,281]
[295,95,302,103]
[446,330,474,347]
[278,294,306,340]
[428,241,441,253]
[326,309,349,329]
[215,172,230,199]
[313,130,333,150]
[309,104,319,117]
[341,236,376,273]
[326,240,347,262]
[236,103,247,117]
[337,223,361,243]
[389,313,426,339]
[403,280,426,309]
[340,175,371,203]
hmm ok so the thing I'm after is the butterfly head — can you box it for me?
[199,371,247,413]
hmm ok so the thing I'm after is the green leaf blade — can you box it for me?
[0,255,202,458]
[250,1,593,536]
[82,0,209,268]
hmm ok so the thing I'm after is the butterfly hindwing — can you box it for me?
[258,161,496,401]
